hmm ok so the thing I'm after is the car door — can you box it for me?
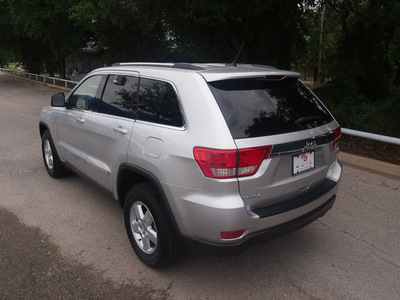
[55,75,104,175]
[82,73,139,192]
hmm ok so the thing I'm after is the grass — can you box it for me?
[7,66,22,72]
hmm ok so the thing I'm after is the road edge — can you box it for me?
[339,152,400,180]
[0,71,72,92]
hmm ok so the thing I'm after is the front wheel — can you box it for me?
[124,183,179,268]
[41,130,68,178]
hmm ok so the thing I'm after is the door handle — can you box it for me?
[76,117,85,123]
[113,126,128,134]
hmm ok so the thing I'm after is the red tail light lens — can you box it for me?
[193,146,272,179]
[221,229,245,239]
[193,148,237,178]
[333,127,341,150]
[237,147,272,177]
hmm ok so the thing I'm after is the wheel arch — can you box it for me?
[117,163,181,235]
[39,122,49,138]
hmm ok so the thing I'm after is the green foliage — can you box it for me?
[388,26,400,95]
[302,0,400,138]
[315,83,400,137]
[0,0,399,137]
[329,0,400,100]
[2,0,86,77]
[68,0,307,67]
[70,0,171,63]
[165,0,306,68]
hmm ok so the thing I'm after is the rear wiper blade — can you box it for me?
[295,116,323,128]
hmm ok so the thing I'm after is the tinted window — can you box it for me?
[138,78,184,127]
[69,75,102,111]
[208,77,334,138]
[99,75,138,118]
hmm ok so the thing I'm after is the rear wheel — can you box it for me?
[41,130,68,178]
[124,182,179,268]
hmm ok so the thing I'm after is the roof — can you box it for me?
[107,62,301,82]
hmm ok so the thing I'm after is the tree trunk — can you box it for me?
[314,66,318,83]
[316,5,325,86]
[58,59,66,79]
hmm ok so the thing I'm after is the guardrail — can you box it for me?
[1,67,400,146]
[341,128,400,146]
[0,67,77,89]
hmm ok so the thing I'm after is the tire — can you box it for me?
[124,182,179,268]
[41,130,68,178]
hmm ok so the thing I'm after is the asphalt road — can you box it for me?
[0,72,399,299]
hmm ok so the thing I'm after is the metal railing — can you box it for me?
[1,67,400,146]
[341,128,400,146]
[0,67,77,89]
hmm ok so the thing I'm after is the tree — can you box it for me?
[296,1,340,84]
[0,1,18,67]
[331,0,400,100]
[313,0,400,136]
[164,0,307,68]
[72,0,310,68]
[3,0,310,71]
[70,0,172,63]
[4,0,86,78]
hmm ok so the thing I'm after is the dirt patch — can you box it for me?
[0,208,167,300]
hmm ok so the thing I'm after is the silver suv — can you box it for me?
[39,63,342,268]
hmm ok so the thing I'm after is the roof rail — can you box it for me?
[110,62,277,71]
[111,62,206,71]
[172,63,204,70]
[111,62,175,67]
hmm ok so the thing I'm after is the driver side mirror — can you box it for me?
[51,92,66,107]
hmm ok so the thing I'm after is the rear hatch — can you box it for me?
[206,74,340,215]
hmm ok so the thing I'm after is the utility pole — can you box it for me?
[317,4,325,85]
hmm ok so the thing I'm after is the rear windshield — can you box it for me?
[208,77,333,139]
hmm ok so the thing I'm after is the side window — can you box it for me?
[138,78,184,127]
[69,75,102,111]
[99,75,138,119]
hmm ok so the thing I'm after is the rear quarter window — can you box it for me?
[138,78,184,127]
[208,77,333,139]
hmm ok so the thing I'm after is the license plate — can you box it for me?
[293,151,315,176]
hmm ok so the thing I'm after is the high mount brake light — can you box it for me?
[265,75,286,80]
[193,146,272,179]
[333,127,341,150]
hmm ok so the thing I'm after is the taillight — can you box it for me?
[193,148,237,178]
[333,126,341,150]
[193,146,272,179]
[237,147,272,177]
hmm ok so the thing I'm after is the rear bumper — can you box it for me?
[183,194,336,255]
[164,159,341,248]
